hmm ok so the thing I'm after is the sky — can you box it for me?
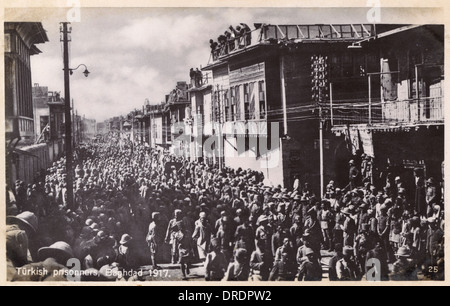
[5,6,444,122]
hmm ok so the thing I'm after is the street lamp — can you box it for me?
[69,64,90,77]
[61,22,90,210]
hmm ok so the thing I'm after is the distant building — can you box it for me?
[81,117,97,141]
[146,103,167,148]
[97,121,108,135]
[32,84,65,162]
[138,82,191,151]
[188,72,213,163]
[166,81,191,156]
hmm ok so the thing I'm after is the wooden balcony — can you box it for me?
[209,24,375,64]
[331,96,443,129]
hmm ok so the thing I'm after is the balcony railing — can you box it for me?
[189,72,211,89]
[146,104,165,114]
[331,97,444,126]
[209,24,375,64]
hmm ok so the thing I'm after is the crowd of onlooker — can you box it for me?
[6,133,444,281]
[210,23,252,59]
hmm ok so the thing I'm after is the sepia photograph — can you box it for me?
[2,1,447,286]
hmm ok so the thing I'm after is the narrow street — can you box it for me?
[5,9,445,286]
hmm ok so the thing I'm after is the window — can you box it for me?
[330,25,341,39]
[224,89,229,107]
[224,89,231,121]
[244,84,249,103]
[197,105,204,125]
[278,26,287,38]
[259,81,266,119]
[298,26,309,38]
[309,26,320,39]
[320,25,331,38]
[352,25,363,38]
[264,26,277,40]
[230,87,235,105]
[286,26,298,39]
[244,104,250,120]
[152,124,158,139]
[258,81,265,102]
[235,85,241,120]
[341,25,352,38]
[232,105,237,121]
[230,87,236,121]
[166,117,171,142]
[244,84,250,120]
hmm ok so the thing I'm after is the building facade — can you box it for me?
[5,22,48,185]
[31,84,66,164]
[330,25,444,195]
[5,22,48,143]
[197,23,444,193]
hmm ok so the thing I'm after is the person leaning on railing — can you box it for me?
[229,23,252,49]
[217,34,227,56]
[229,25,245,49]
[224,30,235,52]
[239,23,251,46]
[209,39,219,61]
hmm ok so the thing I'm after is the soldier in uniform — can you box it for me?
[192,212,212,262]
[328,243,343,281]
[250,240,272,281]
[177,223,194,280]
[165,209,184,264]
[289,215,303,249]
[354,224,376,272]
[204,238,228,281]
[336,246,360,281]
[146,212,163,269]
[225,248,250,281]
[297,248,322,281]
[254,216,272,262]
[342,208,357,247]
[389,246,418,281]
[348,160,361,190]
[269,249,296,281]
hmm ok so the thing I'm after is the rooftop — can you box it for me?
[204,23,413,69]
[4,22,49,54]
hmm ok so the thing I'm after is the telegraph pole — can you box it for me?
[217,86,223,172]
[61,22,74,209]
[311,55,329,197]
[72,98,75,148]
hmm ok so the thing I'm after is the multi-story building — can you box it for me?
[32,84,66,162]
[5,22,48,143]
[166,81,191,156]
[5,22,48,185]
[188,71,213,163]
[137,82,191,152]
[146,103,166,148]
[330,24,444,195]
[196,23,443,193]
[32,84,51,142]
